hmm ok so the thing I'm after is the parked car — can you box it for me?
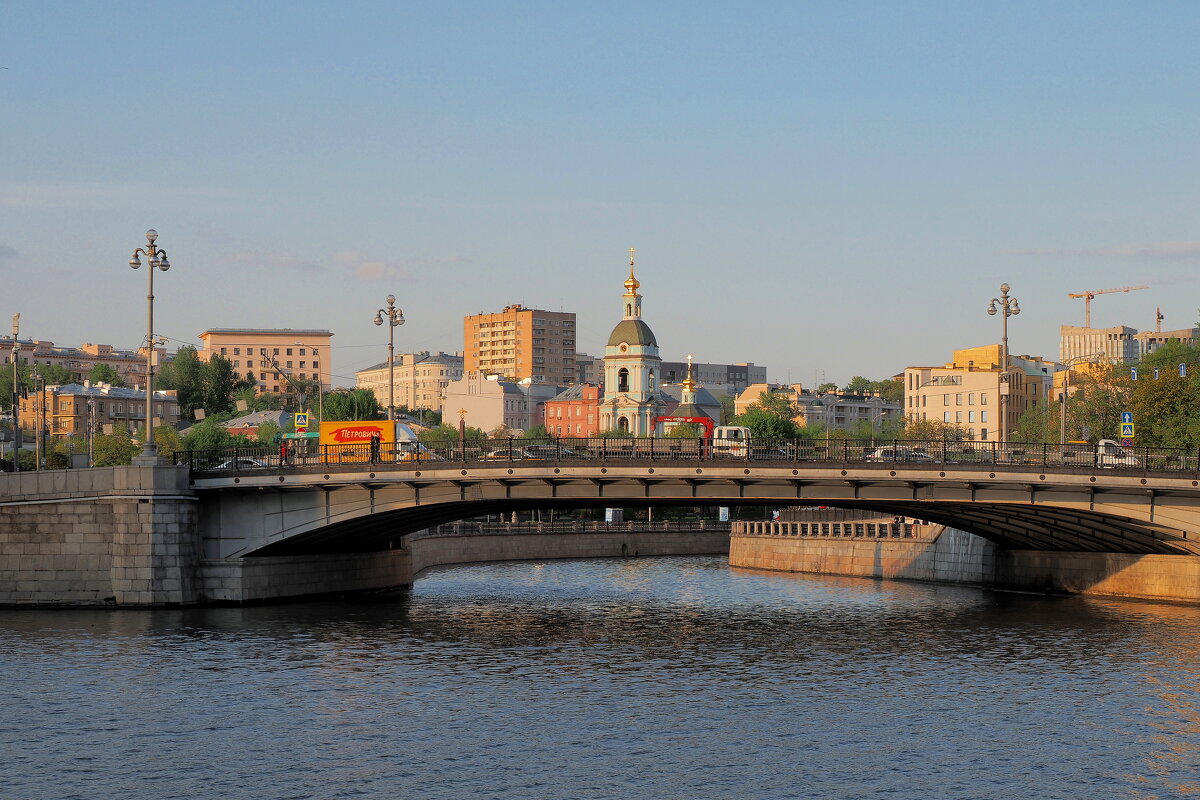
[214,457,268,470]
[865,446,936,463]
[482,444,580,461]
[394,442,444,462]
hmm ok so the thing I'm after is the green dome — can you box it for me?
[607,319,658,348]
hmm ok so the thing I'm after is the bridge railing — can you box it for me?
[175,436,1200,475]
[409,519,733,540]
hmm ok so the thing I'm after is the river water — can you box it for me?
[2,556,1198,800]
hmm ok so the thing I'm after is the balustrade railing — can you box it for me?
[173,436,1200,476]
[409,519,732,540]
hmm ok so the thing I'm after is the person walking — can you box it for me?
[369,431,381,463]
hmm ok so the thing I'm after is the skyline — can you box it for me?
[3,2,1198,386]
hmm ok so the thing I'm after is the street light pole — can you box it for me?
[373,295,405,421]
[987,283,1020,443]
[128,230,171,463]
[10,313,20,472]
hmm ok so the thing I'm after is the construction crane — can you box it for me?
[1067,285,1148,327]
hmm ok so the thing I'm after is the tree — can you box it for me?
[182,419,238,451]
[157,346,205,419]
[201,355,251,417]
[322,389,381,421]
[522,424,550,440]
[34,363,74,385]
[418,424,486,445]
[0,362,33,412]
[717,394,737,425]
[87,364,125,387]
[256,421,281,445]
[816,382,839,393]
[93,427,138,466]
[734,406,800,438]
[665,422,703,438]
[902,417,968,441]
[1011,403,1057,445]
[844,376,874,395]
[152,425,184,458]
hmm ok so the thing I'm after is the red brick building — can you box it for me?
[543,384,601,437]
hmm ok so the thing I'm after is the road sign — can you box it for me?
[1121,411,1133,424]
[1120,422,1135,438]
[294,412,309,428]
[1131,368,1138,381]
[296,427,307,434]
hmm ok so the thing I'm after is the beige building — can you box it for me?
[464,305,576,384]
[198,328,333,394]
[734,383,900,432]
[1059,325,1138,364]
[355,351,464,411]
[1,337,163,388]
[1134,327,1200,358]
[442,372,563,435]
[18,382,180,440]
[905,345,1057,442]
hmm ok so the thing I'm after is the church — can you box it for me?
[599,250,667,435]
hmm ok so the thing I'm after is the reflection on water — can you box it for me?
[2,557,1198,800]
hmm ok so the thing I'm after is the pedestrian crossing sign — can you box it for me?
[1120,422,1135,438]
[294,412,309,428]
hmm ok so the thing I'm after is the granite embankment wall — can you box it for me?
[0,465,198,606]
[408,527,731,578]
[730,523,1200,603]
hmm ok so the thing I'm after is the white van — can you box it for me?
[710,426,751,457]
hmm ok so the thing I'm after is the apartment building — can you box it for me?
[1133,327,1200,358]
[905,345,1057,441]
[442,372,564,434]
[0,337,163,387]
[734,383,900,432]
[659,360,767,397]
[1059,325,1138,364]
[464,305,576,384]
[355,351,464,411]
[198,328,333,394]
[18,382,180,439]
[544,384,602,437]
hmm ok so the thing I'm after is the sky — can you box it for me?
[2,1,1199,389]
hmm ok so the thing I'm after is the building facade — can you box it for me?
[1,337,163,388]
[1134,327,1200,358]
[734,383,900,432]
[905,345,1056,442]
[1059,325,1138,364]
[18,383,180,440]
[441,372,563,435]
[659,360,767,398]
[355,351,464,411]
[463,305,576,384]
[544,384,602,437]
[198,329,333,394]
[599,256,666,435]
[575,353,605,385]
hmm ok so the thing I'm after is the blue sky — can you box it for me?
[2,1,1199,388]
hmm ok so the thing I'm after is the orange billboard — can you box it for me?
[319,421,395,461]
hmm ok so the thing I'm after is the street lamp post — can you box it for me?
[128,230,171,463]
[373,295,404,421]
[10,313,20,473]
[986,283,1020,443]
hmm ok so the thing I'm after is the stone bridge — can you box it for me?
[193,458,1200,558]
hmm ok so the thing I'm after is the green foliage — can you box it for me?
[256,421,281,444]
[322,389,382,421]
[816,382,839,393]
[182,419,239,451]
[734,406,800,438]
[1010,403,1058,445]
[843,375,903,403]
[33,363,74,385]
[0,362,33,412]
[902,416,968,441]
[87,364,125,387]
[717,394,736,425]
[418,424,487,445]
[159,347,255,421]
[522,424,550,439]
[665,422,703,438]
[93,427,138,466]
[153,425,184,458]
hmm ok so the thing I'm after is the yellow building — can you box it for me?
[464,305,576,384]
[904,345,1057,442]
[355,351,464,411]
[18,383,180,439]
[198,328,333,394]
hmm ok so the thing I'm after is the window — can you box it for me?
[220,347,227,355]
[968,411,975,422]
[955,411,963,423]
[980,428,988,440]
[618,368,629,393]
[968,393,974,405]
[956,393,963,405]
[944,412,951,422]
[981,392,988,404]
[943,394,949,406]
[286,348,293,356]
[300,348,306,356]
[980,411,988,422]
[648,369,655,390]
[273,348,279,355]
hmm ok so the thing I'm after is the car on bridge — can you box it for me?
[214,457,269,471]
[865,446,936,463]
[482,444,583,461]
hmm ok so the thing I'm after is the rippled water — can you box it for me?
[3,556,1199,800]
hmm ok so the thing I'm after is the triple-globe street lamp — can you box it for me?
[373,295,404,421]
[128,230,170,462]
[986,283,1020,444]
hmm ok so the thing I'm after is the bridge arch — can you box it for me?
[191,463,1200,559]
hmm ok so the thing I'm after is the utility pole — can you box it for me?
[10,314,19,472]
